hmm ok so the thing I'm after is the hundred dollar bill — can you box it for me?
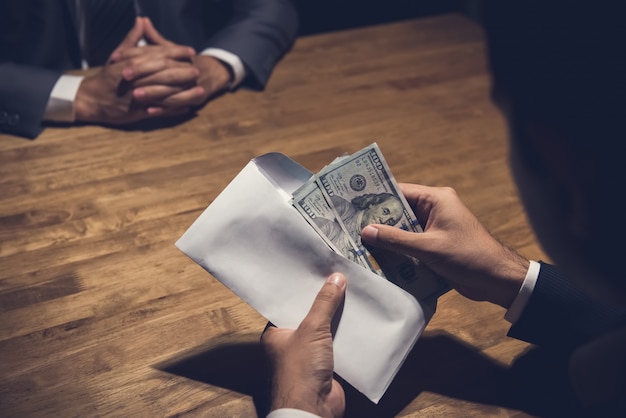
[292,180,371,270]
[316,143,450,302]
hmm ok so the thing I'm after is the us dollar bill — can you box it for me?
[315,143,450,303]
[292,180,371,270]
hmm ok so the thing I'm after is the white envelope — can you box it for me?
[175,152,433,403]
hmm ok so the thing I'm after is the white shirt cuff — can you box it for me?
[266,409,322,418]
[43,74,84,122]
[504,260,541,323]
[201,47,246,89]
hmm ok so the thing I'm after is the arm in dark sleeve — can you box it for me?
[0,63,61,139]
[206,0,298,88]
[508,262,626,352]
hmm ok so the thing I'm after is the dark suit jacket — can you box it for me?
[508,262,626,414]
[0,0,298,138]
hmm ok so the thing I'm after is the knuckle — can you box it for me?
[128,57,141,69]
[439,186,458,196]
[173,45,189,56]
[159,73,174,84]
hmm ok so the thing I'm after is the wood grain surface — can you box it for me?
[1,14,553,417]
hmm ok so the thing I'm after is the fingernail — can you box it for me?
[188,47,196,56]
[196,86,205,96]
[110,51,120,62]
[133,88,145,98]
[327,273,346,289]
[122,68,133,80]
[361,225,379,241]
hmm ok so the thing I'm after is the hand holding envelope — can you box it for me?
[175,144,449,403]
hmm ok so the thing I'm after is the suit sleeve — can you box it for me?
[508,261,626,352]
[206,0,298,89]
[0,63,61,139]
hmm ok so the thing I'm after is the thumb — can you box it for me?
[361,224,427,258]
[300,273,347,331]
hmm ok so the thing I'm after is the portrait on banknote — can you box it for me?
[327,193,405,244]
[292,180,369,268]
[307,143,450,302]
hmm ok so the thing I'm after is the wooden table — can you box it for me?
[1,14,553,417]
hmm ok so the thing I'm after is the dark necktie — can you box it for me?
[78,0,136,67]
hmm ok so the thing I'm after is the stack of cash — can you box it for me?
[291,143,450,303]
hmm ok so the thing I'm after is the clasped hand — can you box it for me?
[75,17,231,125]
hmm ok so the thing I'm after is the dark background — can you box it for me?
[294,0,464,36]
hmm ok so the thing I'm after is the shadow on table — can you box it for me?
[155,330,580,418]
[117,112,198,132]
[45,110,198,134]
[155,333,272,415]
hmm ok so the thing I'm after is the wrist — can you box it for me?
[491,247,530,309]
[271,380,329,418]
[193,55,232,96]
[200,47,245,87]
[74,76,100,123]
[271,396,327,418]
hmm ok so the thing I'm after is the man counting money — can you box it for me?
[262,2,626,417]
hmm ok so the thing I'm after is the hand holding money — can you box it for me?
[292,143,450,304]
